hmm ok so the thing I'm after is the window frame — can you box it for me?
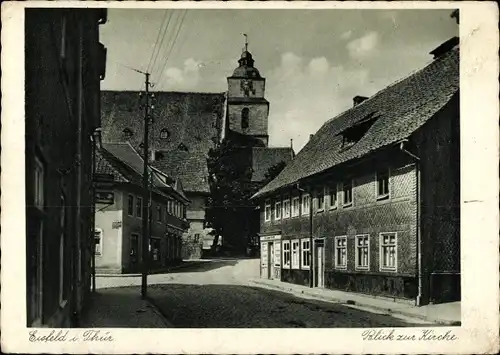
[334,236,347,270]
[301,193,310,216]
[274,201,282,221]
[342,180,353,207]
[355,234,370,271]
[127,194,135,216]
[291,239,300,269]
[376,169,391,200]
[282,240,291,267]
[379,232,398,272]
[291,196,300,218]
[136,196,143,219]
[282,196,291,219]
[264,200,271,222]
[328,184,338,210]
[316,187,325,212]
[301,239,311,269]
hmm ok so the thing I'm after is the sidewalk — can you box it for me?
[96,259,210,277]
[249,278,461,325]
[80,287,173,328]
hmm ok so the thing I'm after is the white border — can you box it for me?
[1,1,499,354]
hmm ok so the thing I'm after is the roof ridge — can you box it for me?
[102,90,226,95]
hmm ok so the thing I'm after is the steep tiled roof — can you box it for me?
[251,147,294,182]
[253,47,459,199]
[153,150,210,194]
[101,91,226,153]
[95,149,128,183]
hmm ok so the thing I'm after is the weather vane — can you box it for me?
[243,33,248,52]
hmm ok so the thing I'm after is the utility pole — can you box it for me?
[141,72,151,299]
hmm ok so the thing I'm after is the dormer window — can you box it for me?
[160,129,170,139]
[339,112,379,149]
[122,128,133,140]
[154,151,165,161]
[178,143,188,152]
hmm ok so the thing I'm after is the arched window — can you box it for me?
[160,128,170,139]
[122,128,133,140]
[241,108,249,130]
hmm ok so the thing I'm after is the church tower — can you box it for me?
[226,36,269,146]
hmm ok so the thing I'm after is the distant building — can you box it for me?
[101,46,293,255]
[252,38,460,306]
[94,142,189,274]
[25,9,107,327]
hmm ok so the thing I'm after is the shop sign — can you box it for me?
[95,190,114,205]
[260,235,281,242]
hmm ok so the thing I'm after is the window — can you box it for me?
[301,193,310,215]
[380,233,397,271]
[377,169,390,199]
[282,197,291,219]
[241,107,249,129]
[128,195,134,216]
[291,196,300,217]
[301,239,311,269]
[328,185,337,209]
[167,200,172,214]
[136,196,143,218]
[34,156,45,210]
[157,204,162,223]
[282,240,291,267]
[340,112,379,149]
[355,235,369,270]
[334,236,347,269]
[343,180,353,207]
[95,229,103,256]
[316,187,325,211]
[264,200,271,222]
[160,128,170,139]
[59,194,66,305]
[122,128,133,140]
[130,234,139,260]
[274,201,282,220]
[291,239,300,269]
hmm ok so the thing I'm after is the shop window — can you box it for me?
[130,234,139,263]
[282,240,291,267]
[355,235,369,270]
[380,232,397,271]
[264,200,271,222]
[334,236,347,269]
[301,193,310,216]
[301,239,311,269]
[342,180,353,207]
[95,229,103,256]
[150,237,161,262]
[377,169,390,200]
[291,196,300,217]
[274,201,282,220]
[291,239,300,269]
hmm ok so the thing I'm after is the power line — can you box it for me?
[146,10,173,74]
[109,59,148,75]
[154,9,188,91]
[150,10,183,83]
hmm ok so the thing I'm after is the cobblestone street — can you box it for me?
[95,259,426,328]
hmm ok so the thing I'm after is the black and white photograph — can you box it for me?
[1,1,498,354]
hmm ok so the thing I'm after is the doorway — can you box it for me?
[315,239,325,288]
[268,242,275,279]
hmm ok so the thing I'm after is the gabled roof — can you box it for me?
[153,150,210,194]
[251,147,294,183]
[253,47,459,199]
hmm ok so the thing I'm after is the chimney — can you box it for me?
[450,9,459,24]
[353,96,368,107]
[290,139,294,158]
[429,36,459,59]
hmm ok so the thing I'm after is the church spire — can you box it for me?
[243,33,248,53]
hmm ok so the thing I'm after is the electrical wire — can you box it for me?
[147,10,174,74]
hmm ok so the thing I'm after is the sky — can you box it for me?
[100,8,458,152]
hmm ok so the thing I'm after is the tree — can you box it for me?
[206,137,288,253]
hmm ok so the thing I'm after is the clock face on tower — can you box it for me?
[240,79,255,97]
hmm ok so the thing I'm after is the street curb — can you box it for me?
[146,295,175,328]
[96,260,206,278]
[249,280,461,326]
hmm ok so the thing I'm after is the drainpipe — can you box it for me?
[399,139,422,306]
[309,185,314,288]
